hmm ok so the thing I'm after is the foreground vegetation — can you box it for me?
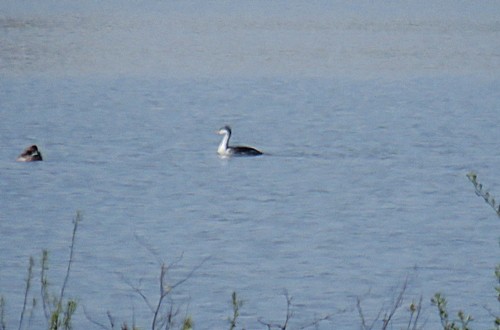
[0,212,80,330]
[1,173,498,329]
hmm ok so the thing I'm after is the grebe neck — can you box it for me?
[218,131,231,155]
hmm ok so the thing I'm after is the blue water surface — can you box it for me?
[1,1,499,329]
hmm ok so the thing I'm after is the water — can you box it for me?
[1,1,500,329]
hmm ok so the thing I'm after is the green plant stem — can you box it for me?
[466,172,500,217]
[0,296,6,330]
[59,211,81,305]
[18,256,34,330]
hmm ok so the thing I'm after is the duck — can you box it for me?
[217,125,263,157]
[17,145,43,162]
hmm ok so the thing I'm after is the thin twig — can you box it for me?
[467,172,500,217]
[107,311,115,329]
[82,305,110,330]
[59,211,81,305]
[356,297,367,330]
[18,257,34,330]
[133,233,163,265]
[121,276,154,313]
[123,238,210,330]
[283,291,293,330]
[258,291,294,330]
[40,250,51,321]
[381,277,408,330]
[0,296,6,330]
[356,295,383,330]
[27,297,36,329]
[410,296,423,330]
[151,258,209,330]
[151,263,168,330]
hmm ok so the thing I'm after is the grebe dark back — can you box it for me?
[17,145,43,162]
[217,125,263,157]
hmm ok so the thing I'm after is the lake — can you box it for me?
[1,1,499,329]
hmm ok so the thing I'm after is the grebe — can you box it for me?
[17,145,43,162]
[217,125,263,157]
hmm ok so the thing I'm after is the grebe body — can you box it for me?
[217,126,263,157]
[17,145,43,162]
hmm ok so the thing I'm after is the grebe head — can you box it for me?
[17,145,43,162]
[217,125,232,136]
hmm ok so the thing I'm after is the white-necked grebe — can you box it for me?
[217,125,263,157]
[17,145,43,162]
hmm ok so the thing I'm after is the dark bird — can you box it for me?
[17,145,43,162]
